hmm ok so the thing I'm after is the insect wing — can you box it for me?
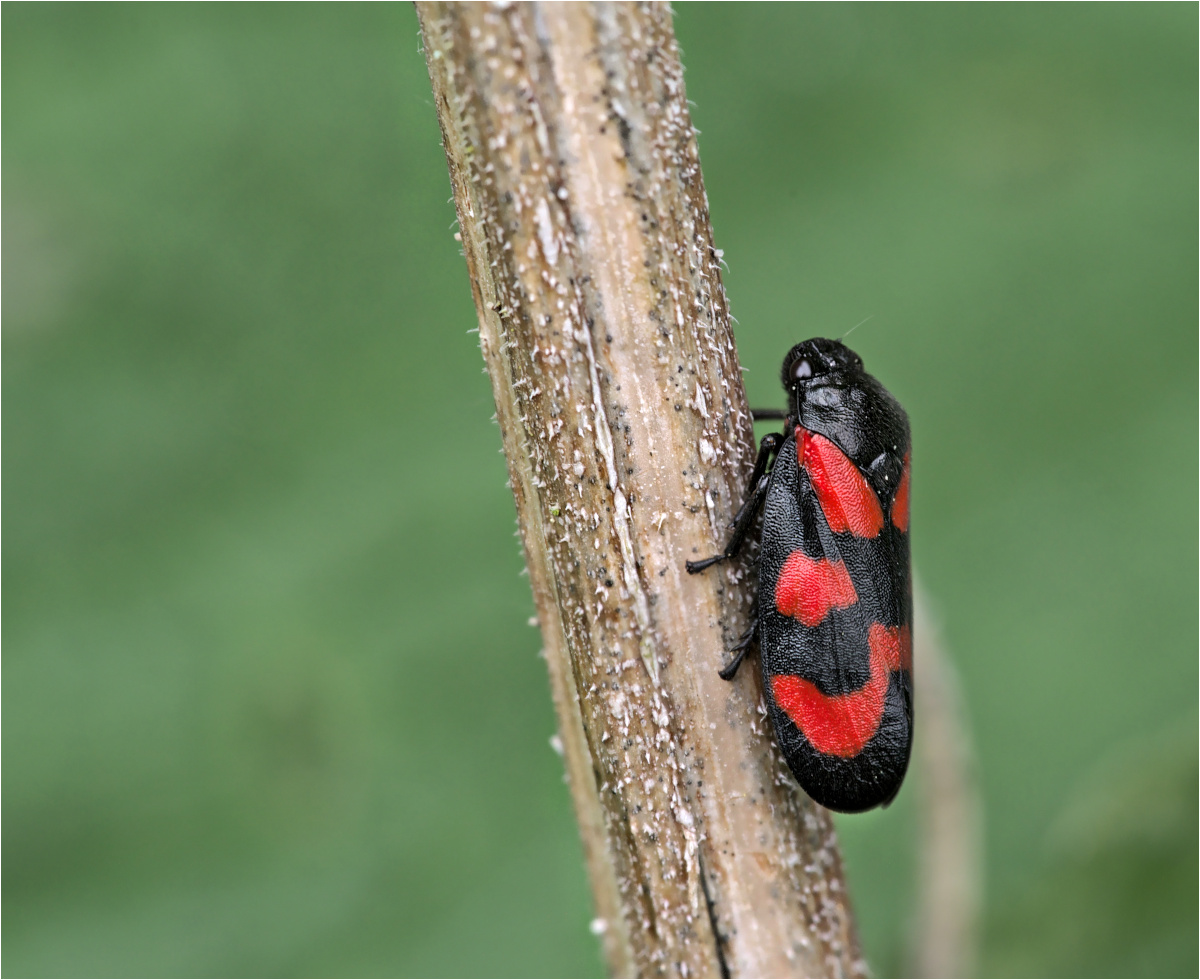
[758,426,912,813]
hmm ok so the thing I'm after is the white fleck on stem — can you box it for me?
[580,315,658,681]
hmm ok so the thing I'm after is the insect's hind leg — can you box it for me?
[718,610,759,680]
[685,431,783,574]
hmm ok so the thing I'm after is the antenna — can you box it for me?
[841,314,874,341]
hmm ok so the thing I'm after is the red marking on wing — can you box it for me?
[771,623,911,757]
[774,549,858,627]
[897,623,913,671]
[798,429,884,538]
[892,453,910,532]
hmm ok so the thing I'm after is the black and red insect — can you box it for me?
[687,338,912,813]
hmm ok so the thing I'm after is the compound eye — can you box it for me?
[791,358,813,382]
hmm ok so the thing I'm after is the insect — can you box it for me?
[687,338,912,813]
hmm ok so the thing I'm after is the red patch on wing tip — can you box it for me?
[798,429,884,538]
[892,453,910,532]
[774,550,858,626]
[771,622,910,757]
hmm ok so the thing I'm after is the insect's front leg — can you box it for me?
[685,431,783,573]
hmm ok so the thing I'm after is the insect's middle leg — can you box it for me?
[685,431,783,574]
[718,609,759,681]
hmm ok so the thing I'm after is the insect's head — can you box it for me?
[781,337,863,394]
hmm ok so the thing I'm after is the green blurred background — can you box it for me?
[4,4,1196,977]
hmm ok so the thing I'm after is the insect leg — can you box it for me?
[718,610,759,680]
[685,431,783,573]
[749,408,786,420]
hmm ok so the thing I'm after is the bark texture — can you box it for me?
[417,4,864,976]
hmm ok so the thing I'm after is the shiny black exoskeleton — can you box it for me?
[687,338,912,813]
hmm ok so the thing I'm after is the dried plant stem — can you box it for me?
[912,589,983,978]
[417,4,863,976]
